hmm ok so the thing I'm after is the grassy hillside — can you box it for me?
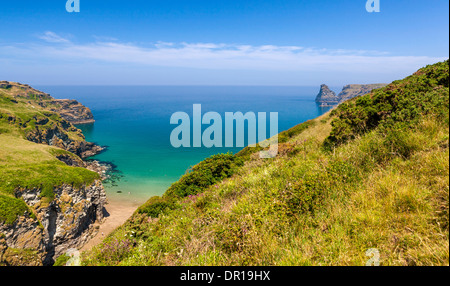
[0,82,85,142]
[82,61,449,266]
[0,83,99,225]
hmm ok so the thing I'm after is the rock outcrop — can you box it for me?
[0,217,46,266]
[25,124,104,159]
[0,81,108,266]
[1,81,104,158]
[0,81,95,125]
[55,153,111,180]
[315,84,339,106]
[315,83,388,106]
[1,181,106,266]
[337,84,388,102]
[48,99,95,125]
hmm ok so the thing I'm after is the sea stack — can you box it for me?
[315,84,339,106]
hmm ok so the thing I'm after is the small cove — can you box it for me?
[38,85,334,204]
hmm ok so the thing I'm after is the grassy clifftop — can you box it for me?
[83,61,449,266]
[0,82,85,142]
[0,83,100,225]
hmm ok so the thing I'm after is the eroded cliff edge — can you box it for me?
[0,81,107,265]
[1,181,106,265]
[337,83,388,102]
[315,83,388,106]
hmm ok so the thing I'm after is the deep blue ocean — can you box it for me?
[37,86,333,204]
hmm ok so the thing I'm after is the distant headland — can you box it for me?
[315,83,388,107]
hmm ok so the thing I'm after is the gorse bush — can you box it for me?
[324,60,449,149]
[282,173,329,216]
[165,153,243,199]
[137,196,175,218]
[236,120,316,159]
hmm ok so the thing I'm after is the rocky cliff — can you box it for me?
[0,81,108,266]
[315,83,388,106]
[0,81,103,158]
[25,125,104,159]
[47,99,95,125]
[315,84,339,106]
[1,181,106,265]
[0,81,95,125]
[337,83,388,102]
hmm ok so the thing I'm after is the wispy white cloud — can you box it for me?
[0,31,447,85]
[37,31,71,44]
[92,35,118,42]
[23,34,443,71]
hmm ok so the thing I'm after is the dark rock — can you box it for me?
[47,99,95,125]
[3,181,108,266]
[315,84,339,106]
[56,154,86,168]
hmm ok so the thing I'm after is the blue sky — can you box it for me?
[0,0,448,85]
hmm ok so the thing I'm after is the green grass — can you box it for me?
[0,195,31,225]
[0,86,85,143]
[324,61,449,149]
[0,133,99,203]
[53,254,71,266]
[82,61,449,266]
[236,119,317,159]
[0,83,100,224]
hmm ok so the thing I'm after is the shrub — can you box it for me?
[324,60,449,150]
[137,196,176,218]
[236,120,315,159]
[282,173,329,216]
[164,153,242,199]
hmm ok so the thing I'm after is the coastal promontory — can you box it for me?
[0,81,107,265]
[337,83,388,102]
[315,83,388,106]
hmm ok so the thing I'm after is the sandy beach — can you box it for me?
[80,196,142,252]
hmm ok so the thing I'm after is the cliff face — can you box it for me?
[0,81,103,158]
[337,84,388,102]
[25,124,104,159]
[315,84,339,106]
[0,181,106,266]
[48,99,95,125]
[315,83,388,106]
[0,81,95,125]
[0,81,107,266]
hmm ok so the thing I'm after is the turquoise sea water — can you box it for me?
[37,86,333,204]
